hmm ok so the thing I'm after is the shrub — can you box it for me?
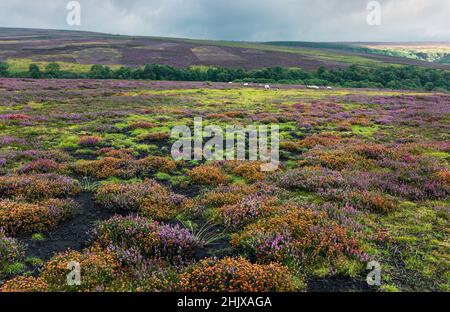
[94,215,196,264]
[17,159,63,174]
[79,136,103,147]
[74,156,177,179]
[135,156,177,174]
[0,174,80,201]
[216,195,279,231]
[128,121,156,130]
[321,188,398,213]
[0,199,79,235]
[0,276,48,292]
[279,167,345,192]
[188,165,229,186]
[95,180,160,212]
[178,257,299,292]
[73,157,136,179]
[96,180,190,221]
[282,134,340,151]
[232,208,366,265]
[40,247,122,292]
[0,228,25,272]
[141,132,170,142]
[223,161,267,182]
[201,183,281,208]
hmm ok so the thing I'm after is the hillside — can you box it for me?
[0,27,448,72]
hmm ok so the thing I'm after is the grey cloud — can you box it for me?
[0,0,449,41]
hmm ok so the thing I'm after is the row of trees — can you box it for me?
[0,61,448,91]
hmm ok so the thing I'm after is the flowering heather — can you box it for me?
[217,195,279,231]
[320,188,398,213]
[281,133,341,152]
[74,155,176,179]
[188,165,230,186]
[128,121,156,130]
[223,161,268,182]
[94,215,196,264]
[279,167,345,192]
[135,156,177,174]
[95,180,163,212]
[178,257,299,292]
[202,183,282,208]
[0,174,80,201]
[0,276,49,293]
[0,79,448,291]
[0,199,79,235]
[0,136,27,146]
[79,136,103,147]
[96,180,189,220]
[0,228,25,270]
[17,159,62,174]
[74,157,136,179]
[40,247,123,292]
[141,132,171,142]
[233,208,366,265]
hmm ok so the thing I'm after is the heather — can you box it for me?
[0,78,448,292]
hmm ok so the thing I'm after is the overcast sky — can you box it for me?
[0,0,449,42]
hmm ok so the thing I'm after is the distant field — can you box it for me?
[360,42,450,64]
[1,27,448,72]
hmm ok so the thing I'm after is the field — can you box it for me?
[1,28,448,72]
[360,42,450,65]
[0,78,448,292]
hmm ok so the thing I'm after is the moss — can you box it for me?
[58,135,80,149]
[351,125,380,137]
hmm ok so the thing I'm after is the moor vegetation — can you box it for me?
[0,79,448,292]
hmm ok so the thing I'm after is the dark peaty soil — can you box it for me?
[307,276,378,292]
[19,193,118,261]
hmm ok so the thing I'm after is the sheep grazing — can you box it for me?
[264,84,270,89]
[307,85,320,90]
[243,83,249,86]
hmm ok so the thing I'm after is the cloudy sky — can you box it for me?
[0,0,449,42]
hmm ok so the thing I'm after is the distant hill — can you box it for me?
[0,27,448,72]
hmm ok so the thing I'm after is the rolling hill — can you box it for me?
[0,27,448,73]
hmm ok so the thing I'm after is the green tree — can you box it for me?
[29,64,41,79]
[45,62,61,78]
[0,62,9,77]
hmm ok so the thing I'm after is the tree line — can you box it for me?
[0,61,448,92]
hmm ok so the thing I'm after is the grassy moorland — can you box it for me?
[0,79,448,292]
[1,27,448,71]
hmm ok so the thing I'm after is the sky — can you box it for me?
[0,0,449,42]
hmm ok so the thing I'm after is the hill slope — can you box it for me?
[0,27,449,72]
